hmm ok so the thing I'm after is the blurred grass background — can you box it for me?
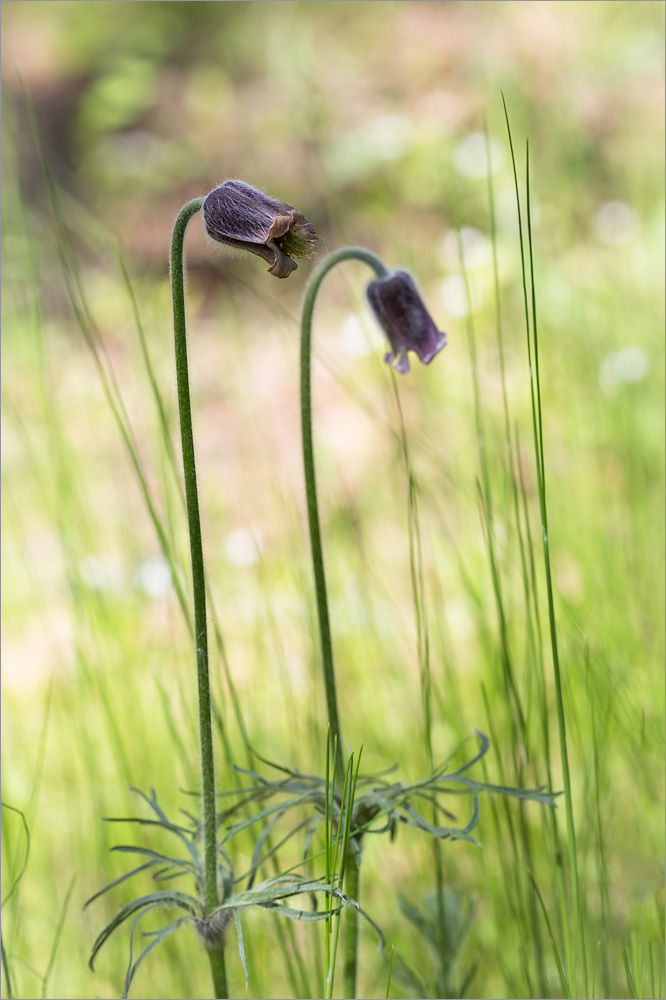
[1,2,664,999]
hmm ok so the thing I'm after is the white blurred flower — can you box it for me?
[327,114,414,181]
[364,113,414,162]
[225,527,263,568]
[440,274,483,317]
[79,556,110,591]
[135,557,172,598]
[453,132,504,180]
[445,598,475,644]
[598,346,649,394]
[439,227,492,271]
[594,201,639,246]
[79,555,124,592]
[337,314,372,359]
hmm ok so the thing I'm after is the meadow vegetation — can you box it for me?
[2,3,664,998]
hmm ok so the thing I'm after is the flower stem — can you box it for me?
[300,247,388,997]
[171,198,227,999]
[300,247,388,782]
[207,942,228,1000]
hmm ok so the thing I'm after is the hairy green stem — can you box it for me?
[300,247,388,784]
[170,198,228,999]
[300,247,388,997]
[207,942,228,1000]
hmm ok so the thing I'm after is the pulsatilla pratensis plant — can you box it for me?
[87,180,556,1000]
[288,243,555,998]
[86,181,331,1000]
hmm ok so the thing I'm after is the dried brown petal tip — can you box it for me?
[202,180,318,278]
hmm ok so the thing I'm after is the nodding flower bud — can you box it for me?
[202,180,318,279]
[366,270,447,374]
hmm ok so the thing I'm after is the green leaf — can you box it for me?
[234,910,249,986]
[89,891,199,970]
[223,793,315,839]
[127,787,203,866]
[245,815,318,890]
[84,862,156,910]
[111,844,198,876]
[434,731,490,779]
[452,776,558,806]
[260,901,341,921]
[122,909,191,999]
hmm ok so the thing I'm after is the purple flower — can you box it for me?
[202,180,318,279]
[366,270,446,374]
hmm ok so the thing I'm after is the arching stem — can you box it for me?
[171,197,228,999]
[300,247,389,998]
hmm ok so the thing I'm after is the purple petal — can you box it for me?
[366,270,446,374]
[202,180,317,278]
[203,181,294,246]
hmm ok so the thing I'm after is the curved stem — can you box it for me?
[171,198,227,998]
[300,247,388,785]
[301,248,388,1000]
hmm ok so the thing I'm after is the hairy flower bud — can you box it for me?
[366,270,447,374]
[202,180,318,278]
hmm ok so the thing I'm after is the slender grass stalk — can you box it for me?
[482,131,553,994]
[41,876,76,1000]
[525,139,587,996]
[1,936,12,1000]
[586,652,612,998]
[458,232,526,748]
[528,873,570,998]
[479,686,535,990]
[459,229,551,991]
[342,844,361,1000]
[390,377,450,991]
[502,96,588,996]
[325,750,362,1000]
[385,945,395,1000]
[325,750,353,999]
[484,123,551,776]
[170,198,227,999]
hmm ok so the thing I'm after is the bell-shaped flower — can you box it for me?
[202,180,318,278]
[366,269,446,374]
